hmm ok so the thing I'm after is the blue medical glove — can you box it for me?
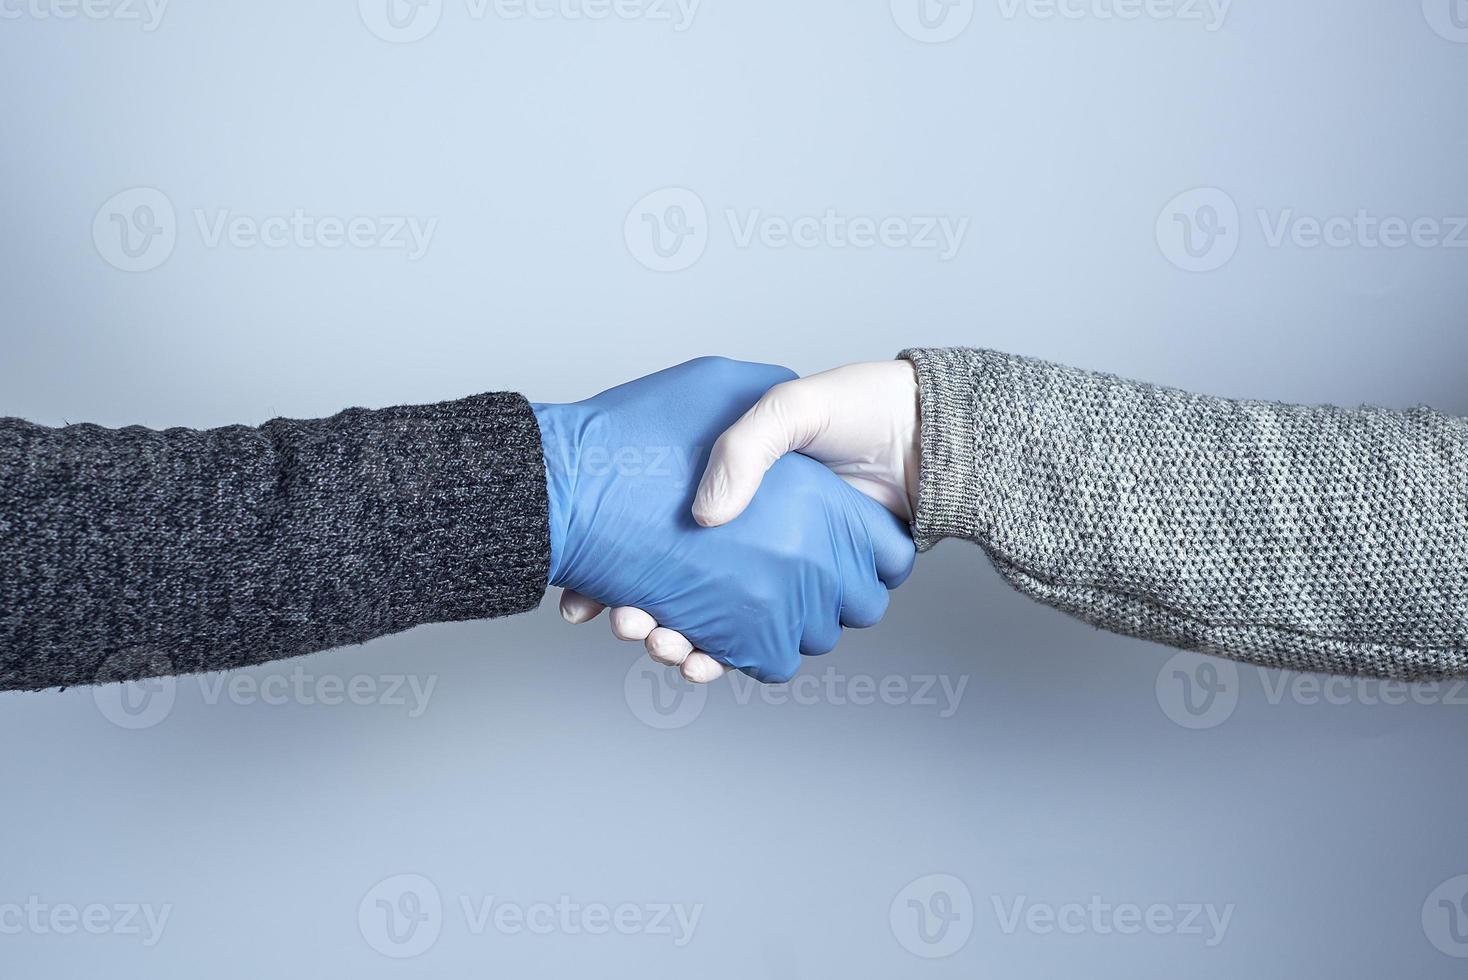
[532,357,914,683]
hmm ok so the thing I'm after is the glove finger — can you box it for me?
[559,589,606,624]
[681,651,731,684]
[799,616,842,657]
[721,646,800,684]
[849,486,917,588]
[610,606,658,641]
[646,627,693,666]
[698,592,801,684]
[839,578,890,630]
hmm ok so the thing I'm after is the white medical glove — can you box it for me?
[692,359,920,526]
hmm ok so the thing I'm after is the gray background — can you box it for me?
[3,0,1468,975]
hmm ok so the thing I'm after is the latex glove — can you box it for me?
[696,359,921,524]
[536,357,914,684]
[566,359,923,683]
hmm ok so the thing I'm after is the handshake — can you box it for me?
[4,344,1458,695]
[3,344,1457,695]
[534,357,922,685]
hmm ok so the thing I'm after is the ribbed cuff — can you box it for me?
[348,391,553,630]
[897,347,989,551]
[411,392,553,621]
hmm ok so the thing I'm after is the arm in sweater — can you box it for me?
[0,394,550,692]
[901,347,1468,679]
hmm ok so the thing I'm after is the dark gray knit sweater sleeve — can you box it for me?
[0,393,550,692]
[899,346,1468,679]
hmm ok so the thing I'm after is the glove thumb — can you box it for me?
[692,386,808,527]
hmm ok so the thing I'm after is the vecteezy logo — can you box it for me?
[1423,0,1468,42]
[1156,187,1240,272]
[624,187,708,272]
[92,652,177,730]
[1155,651,1239,730]
[92,187,177,272]
[890,873,974,958]
[623,658,708,730]
[1424,875,1468,957]
[359,874,443,958]
[359,0,443,43]
[890,0,974,43]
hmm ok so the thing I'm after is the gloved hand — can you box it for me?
[535,357,914,684]
[577,359,922,683]
[695,359,921,525]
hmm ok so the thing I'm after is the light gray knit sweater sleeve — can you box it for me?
[898,346,1468,679]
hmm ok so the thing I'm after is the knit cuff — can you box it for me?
[388,392,552,624]
[898,347,989,551]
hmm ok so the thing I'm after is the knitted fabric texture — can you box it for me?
[900,346,1468,679]
[0,393,550,692]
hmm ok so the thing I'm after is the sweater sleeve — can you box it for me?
[0,392,551,692]
[898,346,1468,679]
